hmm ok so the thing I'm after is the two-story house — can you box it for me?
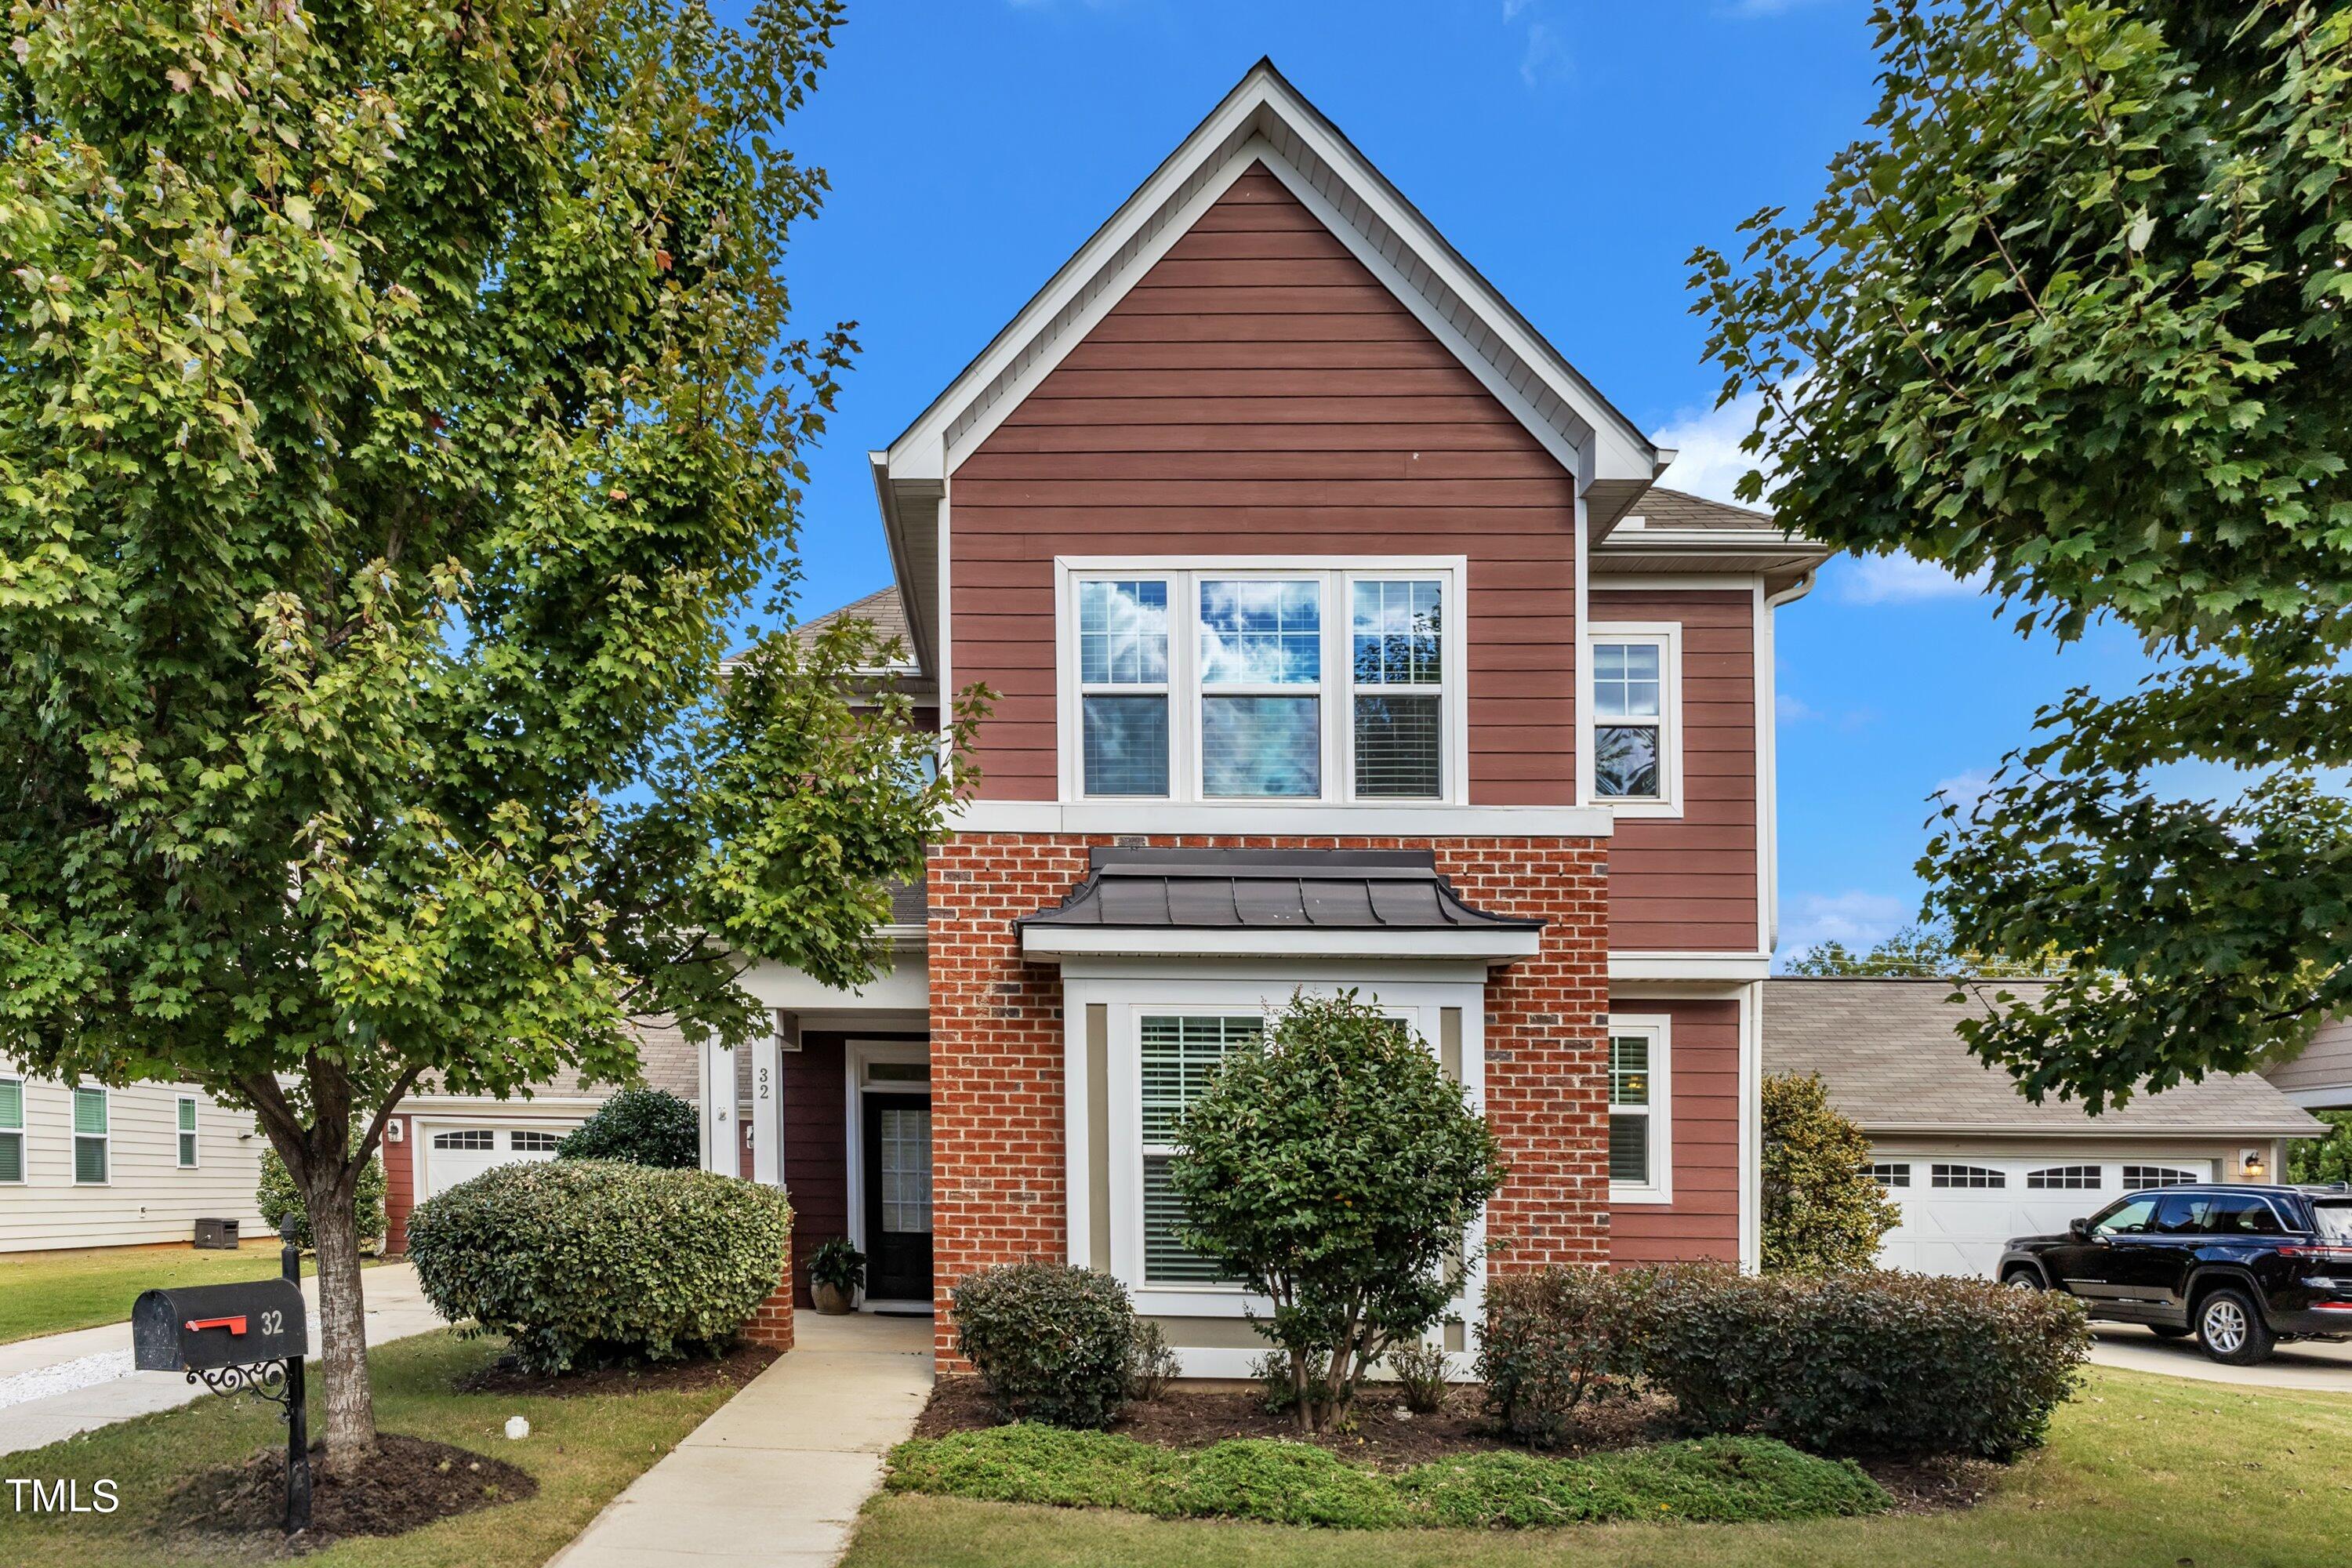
[376,60,1831,1374]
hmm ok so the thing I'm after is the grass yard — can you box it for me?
[0,1240,381,1345]
[0,1329,738,1567]
[845,1367,2352,1568]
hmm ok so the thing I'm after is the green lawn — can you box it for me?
[0,1330,739,1568]
[845,1367,2352,1568]
[0,1241,378,1345]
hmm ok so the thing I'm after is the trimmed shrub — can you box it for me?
[1125,1319,1180,1403]
[555,1087,699,1168]
[406,1159,790,1374]
[1477,1267,1650,1447]
[256,1138,387,1253]
[1761,1073,1901,1274]
[951,1261,1138,1428]
[1639,1263,2089,1457]
[884,1425,1890,1530]
[1170,990,1505,1433]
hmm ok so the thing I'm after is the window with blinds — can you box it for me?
[1607,1033,1652,1184]
[73,1087,107,1185]
[176,1096,198,1168]
[1351,579,1444,797]
[0,1076,22,1184]
[1140,1014,1262,1284]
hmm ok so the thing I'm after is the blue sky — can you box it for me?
[757,0,2173,961]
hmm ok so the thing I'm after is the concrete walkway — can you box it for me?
[2089,1321,2352,1392]
[0,1262,445,1457]
[550,1312,934,1568]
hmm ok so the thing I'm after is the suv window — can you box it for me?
[2153,1193,2209,1235]
[2202,1192,2289,1236]
[2313,1201,2352,1243]
[2093,1196,2161,1236]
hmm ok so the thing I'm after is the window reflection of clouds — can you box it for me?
[1080,579,1168,684]
[1200,579,1320,686]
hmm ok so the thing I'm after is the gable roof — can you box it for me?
[1592,487,1831,585]
[1763,978,2324,1138]
[872,57,1670,677]
[793,584,916,667]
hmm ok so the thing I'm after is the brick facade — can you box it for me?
[741,1241,797,1351]
[926,832,1611,1367]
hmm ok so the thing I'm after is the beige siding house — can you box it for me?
[2262,1015,2352,1110]
[0,1056,270,1253]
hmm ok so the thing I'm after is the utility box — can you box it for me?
[193,1218,240,1250]
[131,1279,307,1373]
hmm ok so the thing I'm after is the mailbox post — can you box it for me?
[131,1216,312,1533]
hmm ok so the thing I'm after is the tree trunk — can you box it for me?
[303,1164,378,1471]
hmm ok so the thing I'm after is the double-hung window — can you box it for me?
[1078,579,1171,797]
[0,1076,22,1183]
[73,1087,108,1185]
[1587,625,1680,813]
[1199,579,1323,797]
[1606,1016,1671,1201]
[1067,564,1459,804]
[1138,1014,1263,1285]
[176,1095,198,1168]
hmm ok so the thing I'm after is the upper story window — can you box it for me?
[1585,624,1681,815]
[1064,561,1461,806]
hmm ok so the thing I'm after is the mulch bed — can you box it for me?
[162,1432,537,1556]
[915,1377,1995,1512]
[455,1339,779,1399]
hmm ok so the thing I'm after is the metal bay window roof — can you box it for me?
[1016,848,1542,962]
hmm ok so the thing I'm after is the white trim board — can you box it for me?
[949,800,1614,838]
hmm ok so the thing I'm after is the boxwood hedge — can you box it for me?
[407,1158,790,1374]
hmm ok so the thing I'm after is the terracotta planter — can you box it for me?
[812,1281,855,1316]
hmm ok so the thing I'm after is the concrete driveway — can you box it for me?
[2089,1321,2352,1391]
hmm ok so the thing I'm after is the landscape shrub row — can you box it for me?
[884,1424,1889,1530]
[1479,1263,2089,1457]
[408,1159,790,1374]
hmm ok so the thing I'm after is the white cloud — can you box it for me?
[1931,768,1997,822]
[1777,692,1821,724]
[1519,19,1569,85]
[1650,390,1775,509]
[1837,554,1992,605]
[1778,890,1912,957]
[1501,0,1534,17]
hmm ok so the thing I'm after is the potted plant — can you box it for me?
[808,1238,866,1316]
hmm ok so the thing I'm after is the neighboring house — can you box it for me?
[382,59,1831,1372]
[1764,978,2325,1278]
[2261,1014,2352,1110]
[0,1054,270,1254]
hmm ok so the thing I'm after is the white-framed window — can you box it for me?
[1931,1162,2005,1189]
[1867,1161,1911,1189]
[433,1128,494,1151]
[2122,1164,2199,1190]
[1061,560,1465,806]
[73,1086,109,1185]
[176,1095,199,1168]
[1583,623,1682,816]
[1606,1014,1672,1203]
[2027,1163,2100,1191]
[510,1131,561,1153]
[1139,1013,1264,1286]
[0,1074,23,1184]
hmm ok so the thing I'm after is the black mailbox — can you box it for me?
[132,1279,307,1372]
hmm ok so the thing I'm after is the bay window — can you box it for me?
[1064,562,1461,804]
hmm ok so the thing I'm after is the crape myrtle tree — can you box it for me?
[1759,1073,1900,1275]
[0,0,980,1468]
[1168,991,1504,1435]
[1691,0,2352,1109]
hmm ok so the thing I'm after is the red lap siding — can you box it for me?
[951,164,1580,805]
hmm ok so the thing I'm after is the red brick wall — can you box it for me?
[927,831,1610,1367]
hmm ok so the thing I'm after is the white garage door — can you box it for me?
[1872,1153,2217,1278]
[420,1125,574,1200]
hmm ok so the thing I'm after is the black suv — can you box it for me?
[1998,1185,2352,1365]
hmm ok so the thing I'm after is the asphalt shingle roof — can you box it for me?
[794,585,917,669]
[1762,977,2325,1137]
[1630,488,1780,531]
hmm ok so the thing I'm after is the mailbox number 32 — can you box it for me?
[260,1310,285,1336]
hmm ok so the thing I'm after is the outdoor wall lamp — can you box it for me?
[2242,1149,2267,1180]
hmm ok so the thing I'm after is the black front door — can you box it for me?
[862,1093,933,1302]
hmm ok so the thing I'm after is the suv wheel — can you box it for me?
[2002,1268,2043,1290]
[2195,1285,2275,1367]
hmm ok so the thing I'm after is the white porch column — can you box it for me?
[699,1033,739,1175]
[750,1011,792,1188]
